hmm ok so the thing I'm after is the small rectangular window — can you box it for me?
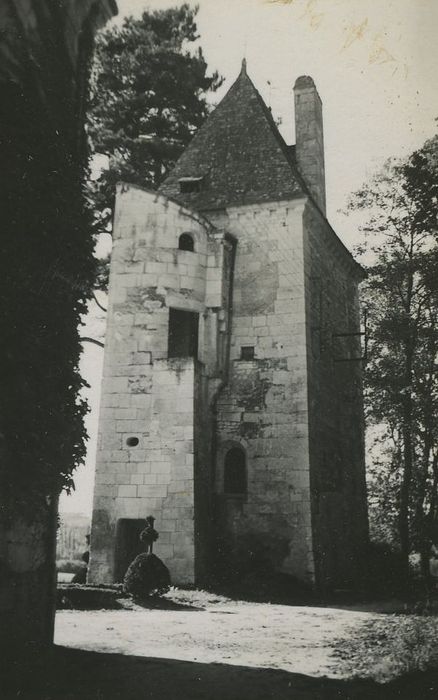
[168,308,199,359]
[179,176,203,194]
[240,346,255,360]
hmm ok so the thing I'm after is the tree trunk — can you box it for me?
[399,341,414,579]
[420,550,431,593]
[0,494,58,652]
[399,423,413,575]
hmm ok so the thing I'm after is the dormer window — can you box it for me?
[178,233,194,252]
[179,176,203,194]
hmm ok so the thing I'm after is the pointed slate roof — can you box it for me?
[158,61,305,210]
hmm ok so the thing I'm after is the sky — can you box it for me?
[59,0,438,517]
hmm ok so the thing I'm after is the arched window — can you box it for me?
[224,447,247,496]
[178,233,194,252]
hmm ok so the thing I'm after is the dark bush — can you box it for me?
[57,584,125,610]
[364,542,410,597]
[214,531,290,582]
[123,553,170,600]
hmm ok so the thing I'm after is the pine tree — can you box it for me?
[88,4,223,236]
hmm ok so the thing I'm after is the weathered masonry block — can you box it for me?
[90,60,368,591]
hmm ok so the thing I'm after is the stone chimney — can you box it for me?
[293,76,326,214]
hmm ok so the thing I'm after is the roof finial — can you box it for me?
[240,57,247,76]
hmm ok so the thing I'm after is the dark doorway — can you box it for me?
[224,447,247,495]
[114,519,146,582]
[168,308,199,359]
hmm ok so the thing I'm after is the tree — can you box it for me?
[87,4,223,239]
[0,0,115,650]
[348,137,438,581]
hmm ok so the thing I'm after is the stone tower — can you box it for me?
[89,62,368,590]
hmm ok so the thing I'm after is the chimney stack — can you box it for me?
[293,76,326,214]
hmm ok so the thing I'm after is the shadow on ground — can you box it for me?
[208,572,433,614]
[3,646,438,700]
[131,596,205,612]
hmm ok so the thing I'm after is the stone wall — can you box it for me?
[91,184,367,590]
[89,186,232,584]
[303,202,368,589]
[209,199,315,583]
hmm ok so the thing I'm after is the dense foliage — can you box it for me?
[349,135,438,577]
[87,4,223,237]
[123,552,171,599]
[0,36,96,521]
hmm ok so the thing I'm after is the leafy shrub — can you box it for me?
[364,542,409,597]
[332,615,438,682]
[57,584,126,610]
[123,553,170,600]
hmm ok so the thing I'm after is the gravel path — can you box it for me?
[55,599,382,678]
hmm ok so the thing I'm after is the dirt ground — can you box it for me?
[5,591,438,699]
[55,595,383,679]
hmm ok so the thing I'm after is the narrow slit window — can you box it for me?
[168,308,199,359]
[224,447,247,496]
[178,233,194,252]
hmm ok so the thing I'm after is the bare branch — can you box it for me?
[92,291,107,313]
[80,336,104,348]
